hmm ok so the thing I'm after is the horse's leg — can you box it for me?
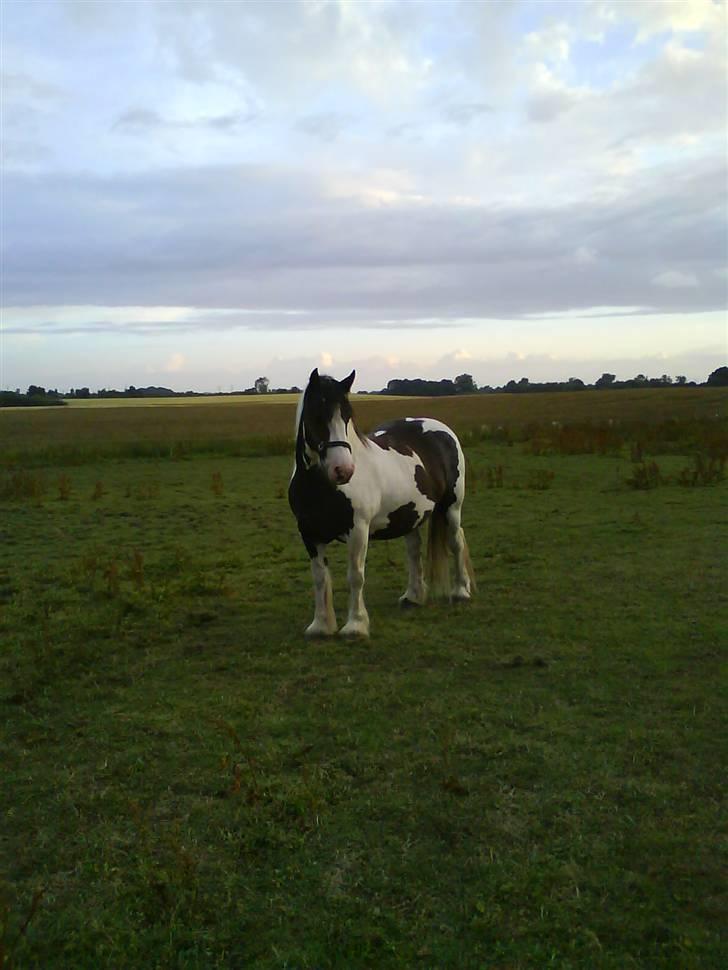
[305,543,337,637]
[340,520,370,638]
[399,527,427,607]
[446,504,472,601]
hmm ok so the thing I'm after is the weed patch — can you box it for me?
[211,470,224,496]
[676,453,726,487]
[527,468,555,490]
[627,460,661,490]
[56,473,72,501]
[0,469,45,502]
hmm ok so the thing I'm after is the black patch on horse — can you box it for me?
[289,465,354,558]
[371,501,421,540]
[369,419,460,509]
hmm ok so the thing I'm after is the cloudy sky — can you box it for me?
[2,0,726,392]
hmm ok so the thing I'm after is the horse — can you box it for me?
[288,368,475,638]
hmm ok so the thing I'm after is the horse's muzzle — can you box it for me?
[332,464,355,485]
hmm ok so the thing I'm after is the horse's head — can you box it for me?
[300,368,357,485]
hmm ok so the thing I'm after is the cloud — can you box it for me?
[4,148,725,327]
[296,112,352,141]
[611,38,727,144]
[652,270,700,288]
[149,0,434,106]
[526,84,582,123]
[164,352,186,372]
[523,22,571,64]
[440,102,493,125]
[1,71,63,102]
[113,108,252,132]
[1,139,52,165]
[574,246,599,265]
[602,0,726,39]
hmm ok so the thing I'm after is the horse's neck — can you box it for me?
[348,421,368,455]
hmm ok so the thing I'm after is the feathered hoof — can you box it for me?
[451,590,472,603]
[399,597,422,610]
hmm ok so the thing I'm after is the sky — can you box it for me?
[2,0,727,393]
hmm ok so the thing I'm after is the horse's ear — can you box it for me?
[309,368,320,386]
[340,370,355,393]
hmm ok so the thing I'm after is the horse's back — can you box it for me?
[368,417,464,508]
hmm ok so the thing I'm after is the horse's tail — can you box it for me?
[427,505,450,598]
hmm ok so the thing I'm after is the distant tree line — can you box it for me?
[0,381,303,407]
[382,367,728,395]
[0,386,66,407]
[2,367,726,407]
[383,374,478,396]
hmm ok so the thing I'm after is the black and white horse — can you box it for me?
[288,369,475,638]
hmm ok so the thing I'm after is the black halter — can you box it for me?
[316,439,352,456]
[299,426,353,469]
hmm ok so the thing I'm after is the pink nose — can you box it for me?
[333,464,354,485]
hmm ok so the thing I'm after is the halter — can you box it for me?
[316,439,352,456]
[298,424,353,470]
[297,374,355,470]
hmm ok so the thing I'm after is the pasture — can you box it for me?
[1,389,727,968]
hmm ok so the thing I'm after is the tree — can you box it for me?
[27,385,46,397]
[454,373,477,394]
[595,372,616,388]
[706,366,728,386]
[676,375,687,385]
[254,376,270,394]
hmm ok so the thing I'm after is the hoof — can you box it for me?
[338,622,370,639]
[305,623,337,639]
[399,597,421,610]
[451,591,472,603]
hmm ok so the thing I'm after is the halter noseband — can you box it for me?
[300,426,353,469]
[316,439,352,456]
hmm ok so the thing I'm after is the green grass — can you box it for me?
[1,400,727,968]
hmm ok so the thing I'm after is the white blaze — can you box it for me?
[322,405,355,483]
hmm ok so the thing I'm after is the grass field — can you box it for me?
[1,390,726,968]
[2,387,727,467]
